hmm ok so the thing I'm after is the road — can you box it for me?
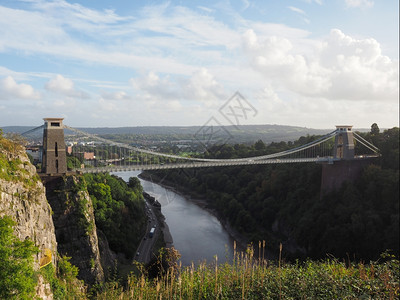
[134,199,160,264]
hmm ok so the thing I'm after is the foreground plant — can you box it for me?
[96,244,399,299]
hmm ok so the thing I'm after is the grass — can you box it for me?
[94,243,399,300]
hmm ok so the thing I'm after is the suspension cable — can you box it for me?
[64,125,337,163]
[353,136,380,154]
[353,132,380,151]
[21,125,44,136]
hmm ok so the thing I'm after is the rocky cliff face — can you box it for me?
[0,145,57,270]
[44,175,108,285]
[1,136,116,293]
[0,140,57,299]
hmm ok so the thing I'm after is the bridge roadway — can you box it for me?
[75,157,329,173]
[73,155,379,174]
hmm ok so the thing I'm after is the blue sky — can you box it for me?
[0,0,398,129]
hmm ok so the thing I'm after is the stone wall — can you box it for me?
[320,159,374,196]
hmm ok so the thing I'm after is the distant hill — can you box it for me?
[1,124,370,144]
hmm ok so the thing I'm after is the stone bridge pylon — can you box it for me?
[42,118,67,175]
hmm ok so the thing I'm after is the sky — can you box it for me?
[0,0,398,129]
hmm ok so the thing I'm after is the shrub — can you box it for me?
[0,216,39,299]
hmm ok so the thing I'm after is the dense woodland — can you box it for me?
[150,125,399,261]
[83,173,147,258]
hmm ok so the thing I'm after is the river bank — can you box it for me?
[154,206,173,248]
[139,172,249,251]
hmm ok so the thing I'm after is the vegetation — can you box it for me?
[0,216,38,299]
[83,173,147,258]
[149,125,399,261]
[67,155,82,170]
[40,256,86,300]
[95,246,399,299]
[0,131,40,191]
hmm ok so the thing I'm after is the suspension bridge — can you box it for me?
[22,118,380,176]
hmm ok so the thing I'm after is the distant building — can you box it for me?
[84,152,95,160]
[72,151,95,161]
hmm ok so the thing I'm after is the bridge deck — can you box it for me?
[71,155,378,174]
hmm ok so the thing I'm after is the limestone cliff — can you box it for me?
[44,175,107,285]
[1,136,115,291]
[0,142,57,269]
[0,138,57,299]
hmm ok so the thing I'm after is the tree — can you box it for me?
[0,216,39,299]
[128,176,142,192]
[254,139,266,151]
[67,156,81,170]
[371,123,380,135]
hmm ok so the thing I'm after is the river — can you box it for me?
[112,171,235,266]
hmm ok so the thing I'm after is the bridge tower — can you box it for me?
[42,118,67,175]
[333,125,354,160]
[321,125,365,195]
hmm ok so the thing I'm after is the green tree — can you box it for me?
[371,123,380,135]
[128,177,140,189]
[0,216,39,299]
[84,173,146,258]
[67,156,81,170]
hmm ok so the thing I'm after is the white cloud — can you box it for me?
[197,6,215,13]
[131,68,227,108]
[288,6,306,15]
[46,74,74,92]
[29,0,130,28]
[184,68,227,106]
[0,3,241,77]
[248,22,311,40]
[243,29,398,101]
[302,0,323,5]
[0,76,40,100]
[98,98,117,112]
[131,72,181,101]
[241,0,251,10]
[288,7,310,24]
[0,66,30,81]
[101,91,131,101]
[45,75,89,98]
[345,0,374,8]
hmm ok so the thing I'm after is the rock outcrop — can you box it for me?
[0,140,57,299]
[44,175,105,285]
[0,146,57,269]
[1,136,116,294]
